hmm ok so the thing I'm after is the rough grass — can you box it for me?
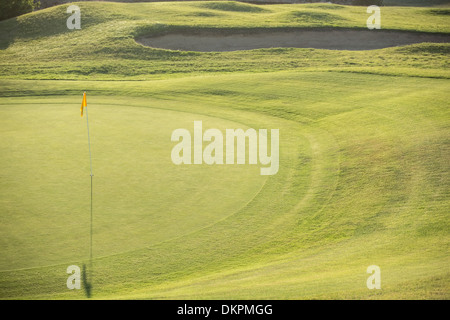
[0,2,449,80]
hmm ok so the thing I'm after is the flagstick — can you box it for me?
[84,97,93,265]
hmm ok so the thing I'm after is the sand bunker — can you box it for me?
[136,30,450,51]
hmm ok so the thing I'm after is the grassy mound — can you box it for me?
[195,1,269,12]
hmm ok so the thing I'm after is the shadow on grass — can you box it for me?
[82,264,92,298]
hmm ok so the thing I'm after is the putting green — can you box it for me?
[0,97,269,270]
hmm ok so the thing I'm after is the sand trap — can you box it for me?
[136,30,450,51]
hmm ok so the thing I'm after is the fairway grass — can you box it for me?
[0,1,449,300]
[0,71,448,299]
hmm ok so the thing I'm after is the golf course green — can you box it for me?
[0,1,448,299]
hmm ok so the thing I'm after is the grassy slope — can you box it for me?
[383,0,450,6]
[0,2,449,80]
[0,2,449,299]
[35,0,450,8]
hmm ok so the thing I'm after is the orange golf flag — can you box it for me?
[81,92,87,117]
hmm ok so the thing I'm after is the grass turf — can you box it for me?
[0,2,448,299]
[0,2,450,80]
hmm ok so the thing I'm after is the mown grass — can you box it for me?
[0,2,449,299]
[0,71,448,299]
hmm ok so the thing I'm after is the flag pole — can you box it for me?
[83,92,93,264]
[80,91,93,297]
